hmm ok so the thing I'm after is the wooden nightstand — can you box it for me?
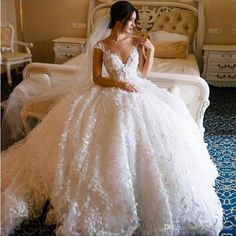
[202,44,236,87]
[53,37,87,64]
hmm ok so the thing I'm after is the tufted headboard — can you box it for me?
[150,11,197,51]
[87,0,205,65]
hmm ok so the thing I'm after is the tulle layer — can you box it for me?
[1,77,223,235]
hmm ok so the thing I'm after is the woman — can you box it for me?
[1,1,223,235]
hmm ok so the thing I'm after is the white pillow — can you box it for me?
[149,30,189,43]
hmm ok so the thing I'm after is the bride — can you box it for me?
[1,1,223,235]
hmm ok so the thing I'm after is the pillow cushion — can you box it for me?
[148,31,189,59]
[149,30,189,43]
[152,41,188,59]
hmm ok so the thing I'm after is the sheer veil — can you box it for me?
[3,15,111,140]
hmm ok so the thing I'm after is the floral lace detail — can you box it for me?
[2,43,223,235]
[95,42,139,81]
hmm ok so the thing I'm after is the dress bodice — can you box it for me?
[95,43,139,80]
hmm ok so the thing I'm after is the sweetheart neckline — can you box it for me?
[105,47,137,66]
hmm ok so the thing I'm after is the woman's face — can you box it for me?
[123,11,137,33]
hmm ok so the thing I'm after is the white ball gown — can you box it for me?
[1,43,223,236]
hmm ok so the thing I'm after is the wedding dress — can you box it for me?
[1,42,223,236]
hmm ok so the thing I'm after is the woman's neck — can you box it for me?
[109,28,128,42]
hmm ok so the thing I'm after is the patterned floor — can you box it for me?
[1,72,236,235]
[204,86,236,236]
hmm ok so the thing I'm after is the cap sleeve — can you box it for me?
[94,42,105,53]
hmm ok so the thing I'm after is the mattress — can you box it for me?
[152,54,200,76]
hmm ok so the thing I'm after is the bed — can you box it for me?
[18,0,209,135]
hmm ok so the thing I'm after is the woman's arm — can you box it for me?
[93,48,137,92]
[93,48,119,87]
[135,37,155,77]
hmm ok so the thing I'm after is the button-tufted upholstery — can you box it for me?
[151,11,198,50]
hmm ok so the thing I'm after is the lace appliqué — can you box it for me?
[95,42,139,81]
[1,42,223,236]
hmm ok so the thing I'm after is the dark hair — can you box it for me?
[109,1,139,29]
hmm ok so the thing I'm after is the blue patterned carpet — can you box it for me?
[204,86,236,236]
[1,72,236,235]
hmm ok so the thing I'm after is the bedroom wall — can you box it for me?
[204,0,236,45]
[3,0,235,63]
[14,0,88,63]
[1,0,18,42]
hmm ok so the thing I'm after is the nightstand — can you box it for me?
[53,37,87,64]
[202,44,236,87]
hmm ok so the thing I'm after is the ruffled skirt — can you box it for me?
[1,77,223,235]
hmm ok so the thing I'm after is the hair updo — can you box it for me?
[109,1,139,29]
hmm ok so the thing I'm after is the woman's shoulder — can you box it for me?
[94,38,110,52]
[94,42,105,52]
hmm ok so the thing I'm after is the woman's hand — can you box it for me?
[134,37,155,52]
[133,36,155,77]
[116,80,137,93]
